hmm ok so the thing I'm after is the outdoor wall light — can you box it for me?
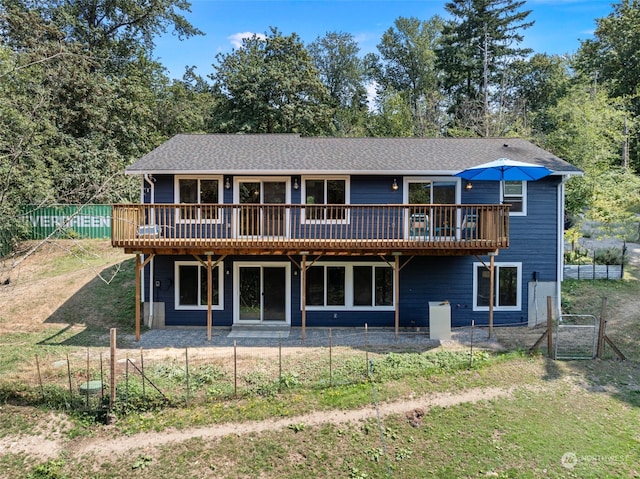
[465,181,473,191]
[392,178,399,191]
[293,177,300,190]
[224,177,231,189]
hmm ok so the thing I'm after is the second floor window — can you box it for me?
[177,177,221,221]
[304,178,347,221]
[503,181,526,215]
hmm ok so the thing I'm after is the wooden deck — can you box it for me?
[112,203,509,256]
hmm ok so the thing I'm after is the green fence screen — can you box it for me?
[23,205,112,240]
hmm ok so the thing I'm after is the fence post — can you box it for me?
[621,242,626,279]
[596,297,608,358]
[365,323,369,375]
[233,340,237,399]
[185,347,190,407]
[140,348,145,399]
[35,355,44,400]
[125,354,129,409]
[66,353,73,407]
[469,320,475,368]
[100,353,104,403]
[109,328,116,411]
[329,328,333,388]
[278,335,282,392]
[85,348,90,409]
[546,296,554,359]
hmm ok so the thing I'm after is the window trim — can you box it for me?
[403,176,462,239]
[174,261,224,310]
[472,261,522,312]
[502,180,527,216]
[301,176,350,224]
[174,175,224,224]
[402,176,462,204]
[303,261,395,311]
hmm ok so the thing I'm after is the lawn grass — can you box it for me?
[1,240,639,478]
[7,358,638,479]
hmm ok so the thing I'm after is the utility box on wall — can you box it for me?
[143,302,165,329]
[428,301,451,340]
[527,282,557,327]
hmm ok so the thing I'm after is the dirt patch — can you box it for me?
[0,240,129,333]
[0,385,525,463]
[0,410,73,460]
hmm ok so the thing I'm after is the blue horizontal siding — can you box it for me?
[137,175,561,329]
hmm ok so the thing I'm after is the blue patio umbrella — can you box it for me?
[455,157,553,181]
[454,158,552,339]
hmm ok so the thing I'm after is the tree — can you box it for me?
[365,16,444,137]
[502,53,571,135]
[210,28,332,135]
[0,0,202,254]
[51,0,202,71]
[368,89,414,137]
[543,82,638,225]
[574,0,640,170]
[155,66,219,136]
[308,31,368,136]
[438,0,533,136]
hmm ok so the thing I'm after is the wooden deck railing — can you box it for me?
[111,203,510,255]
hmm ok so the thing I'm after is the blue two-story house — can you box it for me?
[111,134,581,341]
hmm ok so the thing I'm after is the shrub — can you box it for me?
[594,247,628,265]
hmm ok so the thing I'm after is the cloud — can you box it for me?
[228,32,267,49]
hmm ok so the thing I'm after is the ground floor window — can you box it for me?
[175,261,223,310]
[305,263,394,310]
[473,262,521,311]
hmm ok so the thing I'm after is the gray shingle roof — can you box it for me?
[126,134,581,175]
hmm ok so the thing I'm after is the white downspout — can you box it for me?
[144,174,155,328]
[556,175,569,320]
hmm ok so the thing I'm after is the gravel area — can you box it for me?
[123,325,500,350]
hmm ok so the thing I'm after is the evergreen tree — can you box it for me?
[438,0,533,136]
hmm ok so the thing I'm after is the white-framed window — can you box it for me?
[301,176,349,222]
[175,261,224,310]
[174,175,223,222]
[473,262,521,311]
[304,262,394,310]
[502,181,526,216]
[403,177,461,238]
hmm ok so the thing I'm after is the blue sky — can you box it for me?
[154,0,614,80]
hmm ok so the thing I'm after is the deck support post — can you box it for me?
[135,254,141,342]
[488,252,496,339]
[134,253,155,342]
[301,254,307,341]
[207,254,213,341]
[394,255,400,338]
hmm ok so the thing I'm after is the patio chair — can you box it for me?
[410,213,429,240]
[461,214,477,240]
